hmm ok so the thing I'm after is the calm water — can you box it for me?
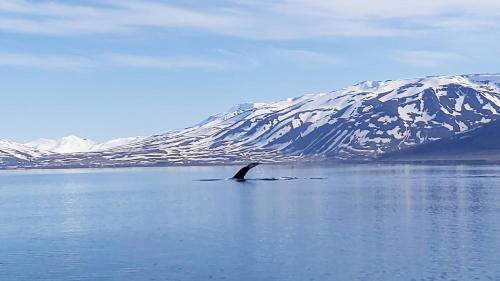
[0,165,499,281]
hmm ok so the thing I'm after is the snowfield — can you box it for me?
[25,136,144,154]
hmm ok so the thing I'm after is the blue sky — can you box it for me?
[2,0,500,142]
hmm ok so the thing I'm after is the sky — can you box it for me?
[2,0,500,142]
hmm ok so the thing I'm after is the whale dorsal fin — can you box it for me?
[232,163,260,181]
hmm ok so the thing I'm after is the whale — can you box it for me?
[196,163,326,182]
[232,163,260,181]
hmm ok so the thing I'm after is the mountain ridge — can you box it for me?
[24,136,144,154]
[378,118,500,162]
[2,73,500,169]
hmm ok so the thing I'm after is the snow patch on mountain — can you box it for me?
[93,137,145,151]
[0,138,48,167]
[25,136,144,154]
[0,138,45,159]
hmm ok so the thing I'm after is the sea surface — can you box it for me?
[0,165,499,281]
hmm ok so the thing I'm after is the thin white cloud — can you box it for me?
[105,54,225,69]
[271,0,500,19]
[393,50,464,68]
[0,0,240,35]
[264,0,500,39]
[0,52,94,69]
[0,0,499,39]
[213,48,342,68]
[423,18,497,31]
[214,48,261,67]
[0,18,125,35]
[275,49,340,66]
[0,52,226,70]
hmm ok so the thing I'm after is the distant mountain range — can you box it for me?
[2,73,500,169]
[24,136,144,154]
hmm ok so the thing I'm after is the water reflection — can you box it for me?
[0,165,499,280]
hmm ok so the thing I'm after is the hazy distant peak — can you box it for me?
[24,136,144,154]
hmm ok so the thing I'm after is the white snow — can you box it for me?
[93,137,145,151]
[377,115,398,124]
[482,103,497,114]
[442,123,454,131]
[25,135,144,154]
[0,138,46,159]
[387,126,404,139]
[457,121,468,131]
[398,104,418,121]
[455,95,465,111]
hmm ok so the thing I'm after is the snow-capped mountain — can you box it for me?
[92,136,145,151]
[380,118,500,161]
[0,138,47,167]
[25,136,144,154]
[3,73,500,169]
[25,136,96,154]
